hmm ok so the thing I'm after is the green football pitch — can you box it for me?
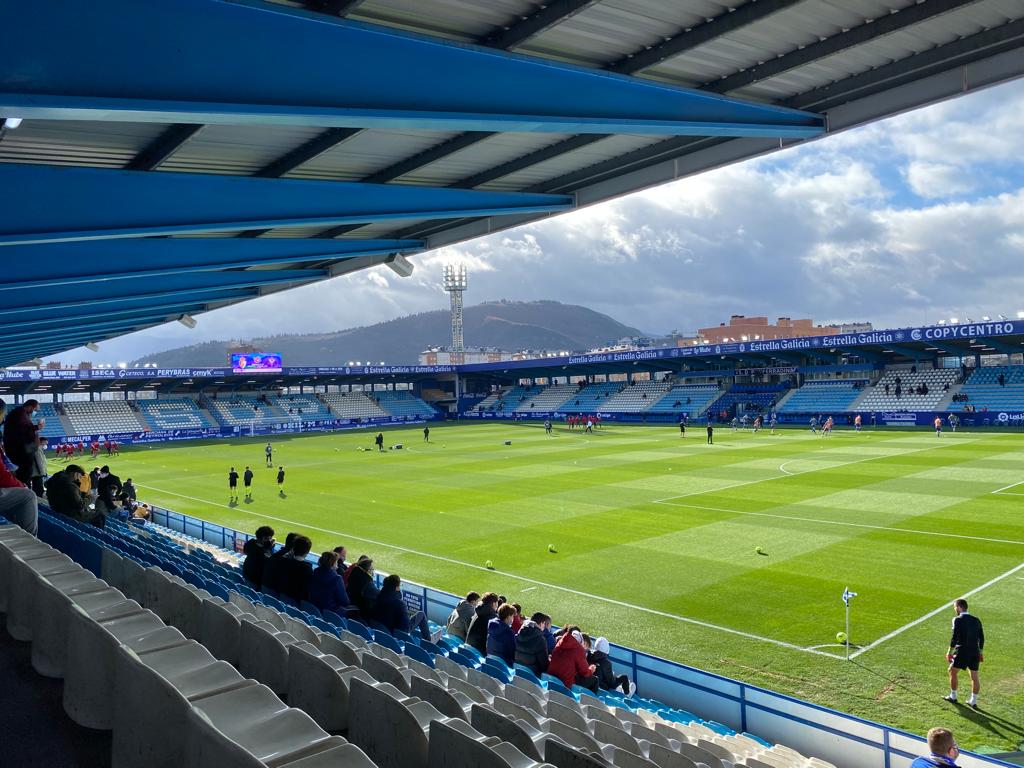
[88,422,1024,752]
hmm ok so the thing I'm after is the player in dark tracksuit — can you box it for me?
[228,467,239,502]
[945,598,984,708]
[706,423,713,445]
[243,466,254,501]
[277,466,285,496]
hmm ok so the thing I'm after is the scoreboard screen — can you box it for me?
[231,353,282,373]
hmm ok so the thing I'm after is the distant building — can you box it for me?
[696,315,844,344]
[420,346,571,365]
[836,322,874,334]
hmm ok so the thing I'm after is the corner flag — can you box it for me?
[842,587,857,606]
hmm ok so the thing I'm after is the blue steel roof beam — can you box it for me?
[254,127,365,178]
[125,124,204,171]
[0,294,247,327]
[0,238,423,290]
[0,164,572,246]
[0,0,824,138]
[705,0,982,95]
[1,317,175,345]
[0,274,318,318]
[0,303,209,336]
[609,0,805,75]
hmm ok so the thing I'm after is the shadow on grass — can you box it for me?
[851,659,1024,743]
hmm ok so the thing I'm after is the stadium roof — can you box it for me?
[1,0,1022,366]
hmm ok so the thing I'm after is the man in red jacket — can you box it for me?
[0,400,39,535]
[2,398,43,484]
[547,626,599,693]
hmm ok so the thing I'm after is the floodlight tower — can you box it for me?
[443,264,468,364]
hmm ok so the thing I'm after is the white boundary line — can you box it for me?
[652,500,1024,547]
[778,460,796,475]
[991,480,1024,494]
[653,438,974,504]
[848,561,1024,659]
[137,482,846,659]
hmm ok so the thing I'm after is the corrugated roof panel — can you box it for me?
[516,0,731,68]
[0,120,167,168]
[159,124,325,176]
[285,129,459,181]
[396,132,574,187]
[345,0,537,42]
[482,134,664,190]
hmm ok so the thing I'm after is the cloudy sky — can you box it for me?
[54,78,1024,364]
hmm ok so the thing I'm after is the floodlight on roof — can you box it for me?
[85,342,99,352]
[178,313,197,329]
[3,117,22,129]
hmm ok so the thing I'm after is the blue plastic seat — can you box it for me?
[282,603,309,621]
[373,630,404,655]
[449,652,478,670]
[263,586,282,599]
[393,629,419,647]
[300,600,322,617]
[403,642,436,668]
[345,618,374,642]
[322,610,349,630]
[742,732,772,748]
[573,685,601,701]
[307,616,340,636]
[484,655,511,673]
[419,640,447,657]
[459,644,482,661]
[480,664,512,684]
[542,674,575,698]
[513,665,543,686]
[437,634,462,650]
[206,583,230,602]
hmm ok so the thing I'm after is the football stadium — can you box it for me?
[2,2,1024,768]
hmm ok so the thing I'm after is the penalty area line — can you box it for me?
[849,561,1024,659]
[991,480,1024,495]
[137,482,844,660]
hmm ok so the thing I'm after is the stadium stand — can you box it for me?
[321,392,389,420]
[205,394,289,427]
[958,365,1024,411]
[514,385,577,414]
[138,398,219,430]
[63,400,148,435]
[559,382,623,412]
[853,367,959,412]
[646,384,722,416]
[706,386,783,417]
[776,381,867,414]
[600,380,672,412]
[276,394,333,421]
[373,390,437,419]
[32,403,69,439]
[473,386,541,414]
[2,510,842,768]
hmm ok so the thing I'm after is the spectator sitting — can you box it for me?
[548,625,599,694]
[374,573,431,641]
[445,591,480,641]
[45,464,101,528]
[910,727,960,767]
[262,532,299,594]
[346,556,379,617]
[510,602,524,634]
[332,545,348,573]
[309,550,350,614]
[95,465,123,518]
[486,604,518,665]
[588,636,635,696]
[465,592,500,654]
[0,399,39,536]
[242,525,275,590]
[278,535,314,604]
[514,612,552,676]
[121,478,137,503]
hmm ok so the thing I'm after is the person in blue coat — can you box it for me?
[910,727,961,767]
[308,550,350,614]
[486,604,518,665]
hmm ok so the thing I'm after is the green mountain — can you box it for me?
[131,300,646,367]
